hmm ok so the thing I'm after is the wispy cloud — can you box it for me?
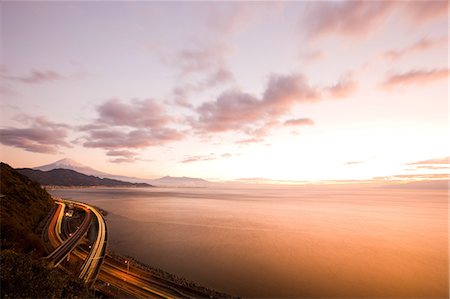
[180,152,236,163]
[180,154,216,163]
[324,73,358,99]
[299,50,325,64]
[301,1,447,40]
[236,138,264,145]
[0,116,71,154]
[283,118,314,127]
[381,37,446,61]
[381,68,448,89]
[4,70,64,84]
[106,150,139,163]
[375,173,449,180]
[301,1,394,40]
[404,1,448,25]
[82,128,184,150]
[407,157,449,165]
[344,161,364,165]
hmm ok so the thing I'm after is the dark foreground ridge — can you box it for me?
[0,162,90,298]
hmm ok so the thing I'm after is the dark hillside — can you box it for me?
[0,163,91,298]
[17,167,153,187]
[0,162,53,253]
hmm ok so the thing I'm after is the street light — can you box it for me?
[125,260,129,274]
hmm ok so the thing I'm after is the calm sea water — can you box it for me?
[50,185,448,298]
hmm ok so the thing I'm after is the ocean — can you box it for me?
[50,185,448,298]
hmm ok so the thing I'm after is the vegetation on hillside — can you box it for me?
[0,162,92,298]
[1,250,89,298]
[1,162,53,254]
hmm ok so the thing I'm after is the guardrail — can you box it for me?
[46,209,92,267]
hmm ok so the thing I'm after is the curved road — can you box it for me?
[46,199,224,298]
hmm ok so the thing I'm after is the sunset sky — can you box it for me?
[0,1,448,182]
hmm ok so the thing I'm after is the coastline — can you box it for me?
[47,197,237,298]
[105,250,238,298]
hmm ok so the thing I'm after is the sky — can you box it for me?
[0,1,448,182]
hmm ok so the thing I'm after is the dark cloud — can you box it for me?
[195,73,319,135]
[83,128,183,150]
[96,98,173,128]
[106,150,138,163]
[381,68,448,89]
[106,150,136,157]
[0,116,71,154]
[194,72,352,141]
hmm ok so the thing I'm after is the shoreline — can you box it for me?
[106,250,238,298]
[48,198,237,298]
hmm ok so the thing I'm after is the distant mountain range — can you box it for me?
[16,168,152,187]
[32,158,212,187]
[151,176,211,187]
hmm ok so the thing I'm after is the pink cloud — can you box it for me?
[236,138,264,145]
[404,1,448,24]
[0,116,71,154]
[174,44,231,76]
[96,98,173,128]
[83,128,183,150]
[106,149,136,158]
[407,157,449,165]
[180,152,236,163]
[283,118,314,126]
[381,68,449,89]
[195,73,319,134]
[170,67,234,107]
[375,174,449,180]
[106,150,139,163]
[194,71,353,140]
[302,1,394,39]
[382,37,446,61]
[302,1,447,40]
[324,74,358,99]
[206,67,234,86]
[180,154,216,163]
